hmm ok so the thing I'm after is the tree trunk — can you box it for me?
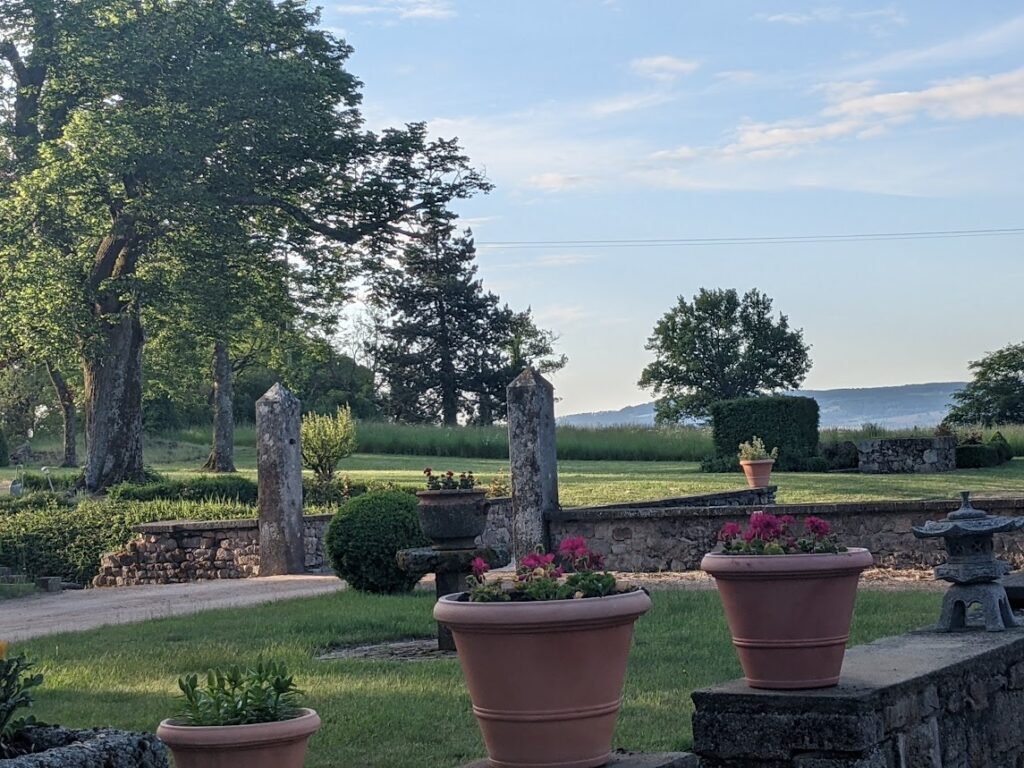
[203,339,236,472]
[82,309,145,491]
[45,363,77,468]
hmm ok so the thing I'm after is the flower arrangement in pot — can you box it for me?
[701,512,872,689]
[157,661,320,768]
[434,538,651,768]
[417,468,490,550]
[737,436,778,488]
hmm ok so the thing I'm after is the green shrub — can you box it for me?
[699,453,740,473]
[820,440,859,470]
[303,476,368,506]
[0,498,256,584]
[989,432,1014,463]
[301,406,357,482]
[710,396,820,465]
[108,474,258,503]
[325,491,427,594]
[801,456,830,473]
[0,431,8,468]
[955,444,1001,469]
[0,492,75,516]
[20,471,78,493]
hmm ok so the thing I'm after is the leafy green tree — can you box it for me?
[371,218,501,425]
[945,343,1024,426]
[0,0,487,489]
[301,405,357,482]
[639,288,811,423]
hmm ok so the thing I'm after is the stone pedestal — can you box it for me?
[256,383,305,576]
[692,627,1024,767]
[396,546,509,651]
[506,367,558,562]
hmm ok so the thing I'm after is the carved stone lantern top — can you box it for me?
[913,491,1024,539]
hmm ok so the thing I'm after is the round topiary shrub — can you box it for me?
[325,491,428,594]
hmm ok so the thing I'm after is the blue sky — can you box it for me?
[323,1,1024,415]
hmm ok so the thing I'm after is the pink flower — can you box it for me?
[718,522,742,542]
[805,516,830,537]
[558,537,589,559]
[747,512,782,542]
[779,515,795,527]
[521,552,555,570]
[471,557,490,578]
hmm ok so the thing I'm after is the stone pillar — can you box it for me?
[256,383,305,575]
[506,367,558,561]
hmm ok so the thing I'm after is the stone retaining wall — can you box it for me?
[548,495,1024,572]
[858,437,956,474]
[692,627,1024,767]
[93,515,332,587]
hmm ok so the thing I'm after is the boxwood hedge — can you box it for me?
[710,396,820,468]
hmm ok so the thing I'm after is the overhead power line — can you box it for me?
[475,227,1024,250]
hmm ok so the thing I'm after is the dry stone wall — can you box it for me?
[858,437,956,474]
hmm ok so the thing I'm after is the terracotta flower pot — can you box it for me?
[701,549,873,689]
[416,489,490,550]
[156,708,321,768]
[434,590,652,768]
[739,458,774,488]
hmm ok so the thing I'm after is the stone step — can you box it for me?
[0,574,28,584]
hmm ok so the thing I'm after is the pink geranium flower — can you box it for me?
[805,516,831,537]
[471,557,490,578]
[747,512,782,542]
[718,522,742,542]
[521,552,556,570]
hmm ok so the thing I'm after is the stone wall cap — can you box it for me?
[692,625,1024,713]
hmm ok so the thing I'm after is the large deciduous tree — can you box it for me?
[0,0,487,489]
[944,343,1024,426]
[639,288,811,424]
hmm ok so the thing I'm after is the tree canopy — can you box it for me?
[945,342,1024,426]
[639,288,811,423]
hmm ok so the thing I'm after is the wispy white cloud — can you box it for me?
[754,6,907,28]
[629,55,701,83]
[842,14,1024,76]
[335,0,455,20]
[587,90,677,116]
[527,172,592,192]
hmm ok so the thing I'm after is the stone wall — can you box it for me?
[692,627,1024,767]
[94,515,332,587]
[858,437,956,474]
[548,495,1024,572]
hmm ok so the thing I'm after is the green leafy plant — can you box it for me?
[0,654,43,758]
[325,491,427,594]
[301,406,358,483]
[737,436,778,462]
[175,661,304,726]
[423,468,476,490]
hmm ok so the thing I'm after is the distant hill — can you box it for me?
[558,382,967,430]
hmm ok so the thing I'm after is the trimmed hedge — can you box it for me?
[710,396,820,467]
[325,491,428,594]
[956,434,1014,469]
[108,474,259,503]
[21,471,79,492]
[0,496,257,584]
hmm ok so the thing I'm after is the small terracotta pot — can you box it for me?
[435,590,652,768]
[701,549,873,689]
[157,708,321,768]
[739,458,774,488]
[416,489,490,550]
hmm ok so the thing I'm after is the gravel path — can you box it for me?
[0,575,344,642]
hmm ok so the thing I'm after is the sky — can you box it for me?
[321,1,1024,415]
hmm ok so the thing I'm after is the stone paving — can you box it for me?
[0,574,343,642]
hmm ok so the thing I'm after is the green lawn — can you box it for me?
[4,438,1024,506]
[12,589,941,767]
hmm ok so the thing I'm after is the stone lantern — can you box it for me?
[913,491,1024,631]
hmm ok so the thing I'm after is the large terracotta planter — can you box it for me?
[739,458,774,488]
[435,590,652,768]
[417,489,490,550]
[701,549,873,689]
[157,708,320,768]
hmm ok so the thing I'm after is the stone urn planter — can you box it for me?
[701,549,873,689]
[434,589,652,768]
[739,458,774,488]
[157,709,321,768]
[416,489,490,550]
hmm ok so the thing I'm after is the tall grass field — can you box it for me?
[149,421,1024,463]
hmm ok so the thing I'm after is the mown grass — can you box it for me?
[4,450,1024,508]
[13,589,941,767]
